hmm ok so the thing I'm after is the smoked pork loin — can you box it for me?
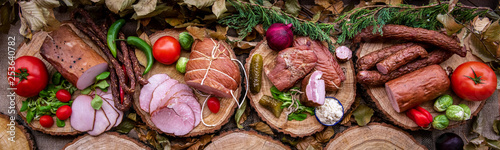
[185,38,241,98]
[266,45,318,91]
[40,24,108,90]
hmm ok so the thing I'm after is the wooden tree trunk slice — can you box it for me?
[325,123,426,150]
[63,132,150,150]
[14,23,107,135]
[132,29,239,137]
[0,113,35,150]
[356,42,486,130]
[246,40,356,137]
[205,130,290,150]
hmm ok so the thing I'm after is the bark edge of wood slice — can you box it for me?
[246,40,356,137]
[132,29,240,137]
[205,130,291,150]
[325,123,427,150]
[0,113,36,150]
[13,23,107,135]
[356,42,487,130]
[63,132,150,150]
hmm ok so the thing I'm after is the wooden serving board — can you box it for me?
[204,130,290,150]
[325,123,426,150]
[0,113,35,150]
[63,132,150,150]
[357,42,486,130]
[14,23,107,135]
[246,40,356,137]
[132,29,240,137]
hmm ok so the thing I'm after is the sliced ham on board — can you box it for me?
[70,95,96,132]
[151,103,195,136]
[140,74,171,112]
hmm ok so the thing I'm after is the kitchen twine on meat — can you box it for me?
[195,38,249,127]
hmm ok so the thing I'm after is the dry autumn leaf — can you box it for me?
[437,14,464,35]
[208,25,228,40]
[285,0,300,17]
[315,126,335,143]
[483,20,500,42]
[184,0,215,8]
[187,134,213,150]
[18,0,60,37]
[296,136,322,150]
[352,103,374,126]
[314,0,344,14]
[187,26,208,40]
[132,0,157,16]
[250,122,274,135]
[106,0,135,14]
[212,0,227,19]
[472,16,491,32]
[165,18,186,27]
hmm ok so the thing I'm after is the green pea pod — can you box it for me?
[126,36,153,75]
[107,19,126,58]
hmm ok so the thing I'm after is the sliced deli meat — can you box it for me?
[40,25,108,90]
[87,108,110,136]
[70,95,96,132]
[185,38,241,98]
[385,65,450,113]
[301,70,326,107]
[149,79,179,114]
[266,46,318,91]
[151,103,195,136]
[140,74,170,112]
[293,37,344,91]
[165,95,201,127]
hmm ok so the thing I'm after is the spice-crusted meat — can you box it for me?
[357,50,453,86]
[353,25,466,57]
[265,46,317,91]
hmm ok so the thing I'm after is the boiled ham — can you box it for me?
[70,95,95,132]
[71,88,123,136]
[185,38,241,98]
[139,74,202,136]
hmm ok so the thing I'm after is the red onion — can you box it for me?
[266,23,293,51]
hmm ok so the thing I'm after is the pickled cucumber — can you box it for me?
[259,95,283,118]
[250,54,263,94]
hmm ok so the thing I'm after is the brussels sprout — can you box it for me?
[458,104,471,120]
[432,115,449,130]
[446,105,466,121]
[176,57,189,73]
[434,95,453,112]
[179,32,194,50]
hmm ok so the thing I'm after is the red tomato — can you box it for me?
[153,36,181,65]
[39,115,54,128]
[207,97,220,113]
[56,105,72,120]
[56,89,72,102]
[10,56,49,97]
[451,61,497,101]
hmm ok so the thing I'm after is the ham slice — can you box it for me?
[165,95,201,127]
[70,95,96,132]
[301,71,326,107]
[87,108,110,136]
[40,25,108,90]
[185,38,241,98]
[149,79,179,114]
[151,103,195,136]
[140,74,170,112]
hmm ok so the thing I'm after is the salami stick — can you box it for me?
[357,50,453,86]
[353,25,466,57]
[376,45,428,74]
[108,65,126,111]
[357,43,415,70]
[128,46,149,85]
[72,22,134,93]
[119,33,136,92]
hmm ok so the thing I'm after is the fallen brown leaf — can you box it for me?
[296,136,322,150]
[315,126,335,143]
[187,26,208,40]
[250,122,274,135]
[314,0,344,14]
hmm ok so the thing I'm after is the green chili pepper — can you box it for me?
[125,36,153,75]
[107,19,126,58]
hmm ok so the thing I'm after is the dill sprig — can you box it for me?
[218,1,487,52]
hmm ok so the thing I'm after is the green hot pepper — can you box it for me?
[107,19,126,58]
[125,36,153,75]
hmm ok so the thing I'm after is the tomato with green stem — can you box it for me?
[9,56,49,97]
[451,61,497,101]
[153,36,181,65]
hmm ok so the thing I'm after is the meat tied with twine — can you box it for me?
[185,38,248,127]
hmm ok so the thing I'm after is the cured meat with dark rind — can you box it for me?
[376,45,428,74]
[357,43,415,70]
[353,25,466,57]
[357,50,453,86]
[385,65,450,113]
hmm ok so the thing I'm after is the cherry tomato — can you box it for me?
[153,36,181,65]
[56,89,72,102]
[207,97,220,113]
[451,61,497,101]
[39,115,54,128]
[10,56,49,97]
[56,105,72,120]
